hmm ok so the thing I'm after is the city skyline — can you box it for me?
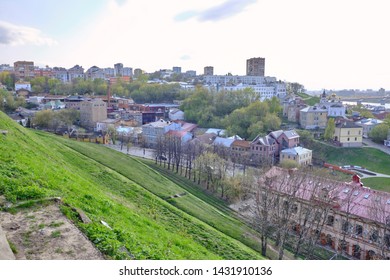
[1,0,389,90]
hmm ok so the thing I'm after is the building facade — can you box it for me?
[246,57,265,76]
[280,146,312,166]
[204,66,214,76]
[14,61,34,80]
[333,121,363,147]
[79,99,107,130]
[300,105,328,129]
[142,120,181,148]
[67,65,84,82]
[355,118,384,138]
[259,167,390,260]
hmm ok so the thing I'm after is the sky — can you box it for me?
[0,0,389,91]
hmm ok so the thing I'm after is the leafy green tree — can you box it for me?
[384,114,390,127]
[324,118,336,141]
[266,96,282,115]
[0,72,16,90]
[248,121,264,140]
[31,76,47,93]
[57,109,79,133]
[33,110,55,129]
[48,78,62,94]
[263,113,281,132]
[369,124,390,143]
[180,87,215,127]
[0,89,25,112]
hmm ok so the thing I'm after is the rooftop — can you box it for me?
[264,167,390,224]
[281,146,311,156]
[213,137,235,147]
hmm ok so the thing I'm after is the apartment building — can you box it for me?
[246,57,265,76]
[14,61,34,80]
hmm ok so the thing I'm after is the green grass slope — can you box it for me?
[0,112,263,260]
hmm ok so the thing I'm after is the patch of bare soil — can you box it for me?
[0,203,104,260]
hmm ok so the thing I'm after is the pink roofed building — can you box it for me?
[254,166,390,259]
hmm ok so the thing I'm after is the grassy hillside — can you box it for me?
[0,111,263,259]
[296,92,320,106]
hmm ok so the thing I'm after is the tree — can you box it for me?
[369,124,389,143]
[57,109,79,134]
[286,82,305,95]
[263,113,281,132]
[32,110,55,130]
[279,159,299,169]
[251,169,276,256]
[368,193,390,259]
[324,118,336,141]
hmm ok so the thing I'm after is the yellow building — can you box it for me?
[299,105,328,129]
[333,121,363,147]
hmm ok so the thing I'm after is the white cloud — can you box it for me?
[0,21,57,46]
[175,0,257,22]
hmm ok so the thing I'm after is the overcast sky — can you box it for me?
[0,0,389,90]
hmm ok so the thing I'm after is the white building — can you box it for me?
[15,81,31,91]
[85,66,105,80]
[280,146,312,166]
[142,119,181,147]
[204,75,277,86]
[123,67,133,77]
[355,118,384,138]
[319,91,346,117]
[52,67,68,83]
[96,118,120,132]
[203,75,286,101]
[224,83,286,101]
[169,108,185,121]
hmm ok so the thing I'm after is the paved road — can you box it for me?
[362,138,390,155]
[0,225,15,260]
[105,144,155,159]
[352,167,390,179]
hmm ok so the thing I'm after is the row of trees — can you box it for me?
[1,70,184,103]
[153,135,255,202]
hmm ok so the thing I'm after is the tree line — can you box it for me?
[180,87,283,140]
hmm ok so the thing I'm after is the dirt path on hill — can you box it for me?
[0,203,104,260]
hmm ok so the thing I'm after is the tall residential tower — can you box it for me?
[246,57,265,76]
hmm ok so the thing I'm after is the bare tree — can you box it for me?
[368,193,390,259]
[251,170,277,257]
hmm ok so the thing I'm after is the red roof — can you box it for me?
[166,130,188,138]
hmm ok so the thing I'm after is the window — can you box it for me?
[326,215,334,226]
[314,211,322,222]
[355,224,363,236]
[339,239,348,252]
[347,138,350,141]
[370,230,379,243]
[342,220,351,233]
[292,204,298,214]
[355,137,357,141]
